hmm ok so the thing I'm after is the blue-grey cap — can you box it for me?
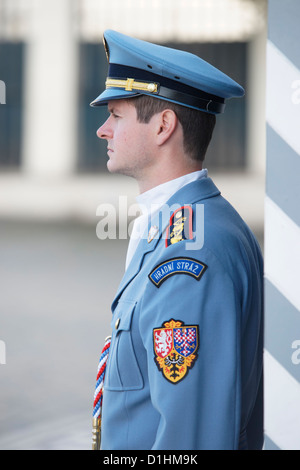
[90,30,245,114]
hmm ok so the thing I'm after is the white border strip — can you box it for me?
[265,196,300,313]
[264,350,300,450]
[266,40,300,156]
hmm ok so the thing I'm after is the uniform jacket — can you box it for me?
[100,177,264,450]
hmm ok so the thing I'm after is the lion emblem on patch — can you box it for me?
[153,319,199,384]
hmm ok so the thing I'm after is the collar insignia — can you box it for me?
[165,205,193,247]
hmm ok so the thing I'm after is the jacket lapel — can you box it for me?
[111,207,169,310]
[111,177,220,310]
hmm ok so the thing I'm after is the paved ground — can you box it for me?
[0,220,128,450]
[0,219,263,450]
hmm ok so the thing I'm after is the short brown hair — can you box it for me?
[128,95,216,162]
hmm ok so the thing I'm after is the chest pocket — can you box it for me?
[105,300,143,391]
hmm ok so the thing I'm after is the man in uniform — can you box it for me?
[91,30,264,450]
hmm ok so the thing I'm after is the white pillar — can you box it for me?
[246,26,267,174]
[264,0,300,450]
[22,0,78,178]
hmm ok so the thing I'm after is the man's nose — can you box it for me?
[96,117,112,140]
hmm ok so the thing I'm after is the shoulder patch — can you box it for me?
[153,319,199,384]
[148,257,207,287]
[165,205,193,247]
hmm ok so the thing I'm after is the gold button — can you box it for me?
[147,83,157,93]
[115,318,120,330]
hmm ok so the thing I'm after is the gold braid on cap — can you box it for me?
[105,77,159,93]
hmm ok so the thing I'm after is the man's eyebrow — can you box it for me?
[108,105,119,114]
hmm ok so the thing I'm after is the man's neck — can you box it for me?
[137,165,203,194]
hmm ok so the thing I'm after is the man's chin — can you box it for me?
[106,161,134,178]
[107,161,126,176]
[106,160,117,173]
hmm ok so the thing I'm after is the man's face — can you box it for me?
[97,99,155,179]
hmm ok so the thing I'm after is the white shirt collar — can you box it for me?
[136,169,208,216]
[125,169,208,270]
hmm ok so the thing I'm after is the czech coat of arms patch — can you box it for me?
[153,319,199,384]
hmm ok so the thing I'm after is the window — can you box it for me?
[0,42,24,168]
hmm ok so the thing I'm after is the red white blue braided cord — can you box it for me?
[93,336,111,419]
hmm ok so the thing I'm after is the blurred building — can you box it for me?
[0,0,266,231]
[2,1,300,452]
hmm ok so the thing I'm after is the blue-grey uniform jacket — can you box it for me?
[100,177,264,450]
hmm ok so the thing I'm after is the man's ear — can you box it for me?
[155,109,178,146]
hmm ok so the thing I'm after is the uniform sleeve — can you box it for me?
[139,250,242,450]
